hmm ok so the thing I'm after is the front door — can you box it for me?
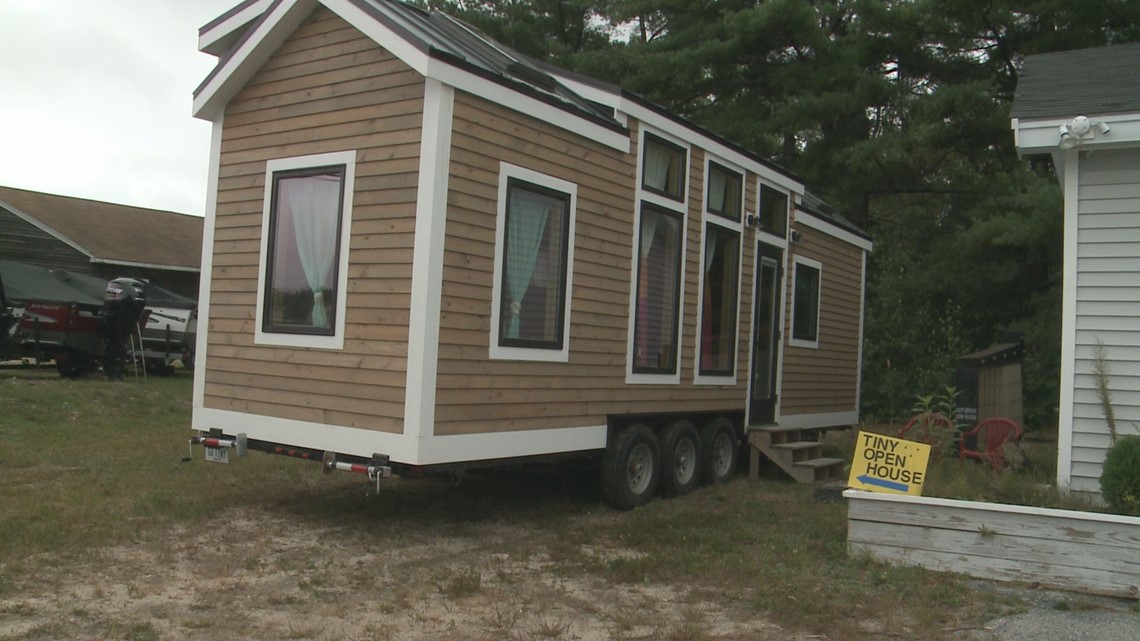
[748,243,782,425]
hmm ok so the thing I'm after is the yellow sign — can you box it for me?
[847,431,931,496]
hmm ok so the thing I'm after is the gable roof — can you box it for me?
[194,0,629,151]
[0,186,203,272]
[1011,44,1140,120]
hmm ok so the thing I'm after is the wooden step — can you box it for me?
[793,457,845,483]
[748,424,848,484]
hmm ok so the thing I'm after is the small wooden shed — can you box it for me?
[1012,43,1140,501]
[191,0,872,505]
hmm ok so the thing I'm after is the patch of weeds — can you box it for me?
[531,614,572,639]
[484,603,522,635]
[122,622,161,641]
[1053,600,1071,611]
[284,624,320,639]
[437,565,481,599]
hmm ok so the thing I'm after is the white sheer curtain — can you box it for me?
[643,144,671,191]
[281,174,341,329]
[708,169,726,212]
[505,189,553,339]
[636,212,665,366]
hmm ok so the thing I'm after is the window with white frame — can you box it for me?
[706,161,742,222]
[791,257,822,347]
[758,184,788,237]
[491,164,576,361]
[641,133,687,202]
[256,151,355,350]
[633,203,684,374]
[699,224,741,376]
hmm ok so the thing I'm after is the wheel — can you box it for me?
[660,420,701,497]
[601,423,661,510]
[56,351,94,379]
[701,417,739,485]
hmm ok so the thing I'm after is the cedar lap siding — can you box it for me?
[195,1,871,460]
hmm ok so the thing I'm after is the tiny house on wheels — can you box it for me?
[189,0,873,508]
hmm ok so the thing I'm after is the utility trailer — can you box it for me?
[187,0,871,508]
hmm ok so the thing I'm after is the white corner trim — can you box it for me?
[1057,147,1080,488]
[795,210,873,252]
[788,255,822,350]
[252,150,356,351]
[404,79,454,442]
[193,116,225,410]
[489,162,577,363]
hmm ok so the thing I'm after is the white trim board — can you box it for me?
[192,407,607,466]
[193,116,225,410]
[403,79,454,441]
[1057,147,1081,489]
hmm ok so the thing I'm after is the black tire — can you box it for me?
[601,423,661,510]
[660,420,701,497]
[700,417,739,485]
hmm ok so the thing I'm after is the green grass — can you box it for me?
[0,371,1068,639]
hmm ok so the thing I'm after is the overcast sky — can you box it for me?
[0,0,241,216]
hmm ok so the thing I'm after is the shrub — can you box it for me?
[1099,435,1140,516]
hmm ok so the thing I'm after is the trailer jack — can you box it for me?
[323,452,392,494]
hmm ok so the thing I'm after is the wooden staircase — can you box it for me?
[747,425,845,483]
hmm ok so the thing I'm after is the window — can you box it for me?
[641,133,686,201]
[491,164,577,362]
[758,185,788,237]
[256,151,355,350]
[706,162,742,222]
[633,204,684,374]
[791,257,821,347]
[699,224,740,376]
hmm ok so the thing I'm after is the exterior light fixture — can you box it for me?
[1059,115,1111,150]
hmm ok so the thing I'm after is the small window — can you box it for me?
[699,224,740,376]
[633,204,684,374]
[758,185,788,237]
[491,164,577,362]
[256,151,355,350]
[706,162,742,222]
[498,178,571,350]
[641,133,686,201]
[791,258,821,347]
[264,167,346,335]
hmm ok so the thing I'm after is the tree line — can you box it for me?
[431,0,1140,428]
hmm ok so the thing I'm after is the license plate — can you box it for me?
[204,445,229,464]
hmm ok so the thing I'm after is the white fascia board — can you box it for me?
[794,209,873,252]
[403,79,454,442]
[417,425,607,465]
[192,407,606,465]
[1057,147,1080,489]
[1012,114,1140,155]
[194,0,319,120]
[193,116,225,410]
[193,407,420,462]
[198,0,273,55]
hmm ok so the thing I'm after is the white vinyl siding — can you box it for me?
[1069,147,1140,494]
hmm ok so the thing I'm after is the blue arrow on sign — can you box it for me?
[857,474,908,493]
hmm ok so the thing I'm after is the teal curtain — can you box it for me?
[708,169,726,212]
[504,189,553,339]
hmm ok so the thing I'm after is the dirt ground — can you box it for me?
[0,505,801,641]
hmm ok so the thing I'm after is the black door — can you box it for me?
[748,243,782,425]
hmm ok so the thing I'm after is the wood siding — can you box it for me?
[204,8,422,433]
[1071,147,1140,493]
[434,107,755,435]
[780,221,863,416]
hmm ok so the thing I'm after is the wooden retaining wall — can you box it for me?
[845,490,1140,598]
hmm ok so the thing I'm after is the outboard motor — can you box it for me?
[100,278,147,380]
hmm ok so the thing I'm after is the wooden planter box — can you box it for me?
[844,490,1140,598]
